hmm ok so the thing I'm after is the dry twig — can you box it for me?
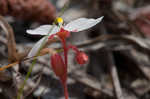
[106,50,125,99]
[0,15,18,62]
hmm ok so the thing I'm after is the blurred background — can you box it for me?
[1,0,150,99]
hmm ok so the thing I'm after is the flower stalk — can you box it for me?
[62,80,69,99]
[17,24,56,99]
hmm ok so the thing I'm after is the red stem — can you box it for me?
[68,45,80,53]
[62,81,69,99]
[60,78,68,99]
[61,39,69,99]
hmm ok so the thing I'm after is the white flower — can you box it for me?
[26,16,104,57]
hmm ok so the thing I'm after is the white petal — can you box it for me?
[26,25,60,35]
[27,37,48,58]
[64,16,104,32]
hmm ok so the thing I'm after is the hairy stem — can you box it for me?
[61,39,69,99]
[64,82,69,99]
[61,78,68,99]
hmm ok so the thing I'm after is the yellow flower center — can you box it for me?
[56,17,63,24]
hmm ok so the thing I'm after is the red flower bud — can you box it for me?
[57,28,70,39]
[51,53,66,77]
[76,52,88,65]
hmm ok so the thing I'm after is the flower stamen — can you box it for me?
[56,17,64,24]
